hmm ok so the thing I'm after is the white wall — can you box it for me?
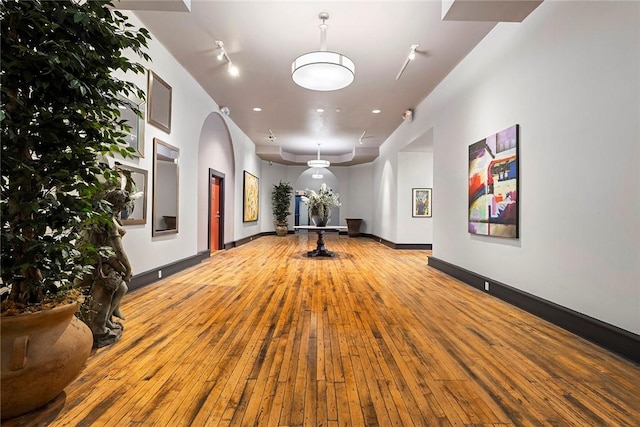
[376,1,639,334]
[339,164,374,234]
[119,12,263,274]
[397,151,433,243]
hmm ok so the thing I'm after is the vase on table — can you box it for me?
[310,207,330,227]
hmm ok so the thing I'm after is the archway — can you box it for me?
[197,112,235,252]
[294,168,341,227]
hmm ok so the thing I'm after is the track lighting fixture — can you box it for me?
[396,44,419,80]
[215,40,239,77]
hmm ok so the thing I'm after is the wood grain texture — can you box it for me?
[5,234,639,426]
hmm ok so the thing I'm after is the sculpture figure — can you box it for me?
[76,187,132,348]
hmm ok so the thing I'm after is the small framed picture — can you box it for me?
[147,70,172,133]
[117,94,145,157]
[115,164,148,226]
[412,188,432,217]
[243,170,259,222]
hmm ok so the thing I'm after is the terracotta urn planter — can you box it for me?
[1,301,93,419]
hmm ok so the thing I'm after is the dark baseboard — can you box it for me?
[234,234,261,247]
[396,243,433,250]
[129,251,210,292]
[228,231,284,248]
[427,256,640,364]
[364,234,432,250]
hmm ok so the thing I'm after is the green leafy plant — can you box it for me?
[1,0,151,311]
[301,183,341,219]
[271,180,293,224]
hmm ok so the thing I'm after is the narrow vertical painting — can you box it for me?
[468,124,519,238]
[412,188,432,217]
[243,170,259,222]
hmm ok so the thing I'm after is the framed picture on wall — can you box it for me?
[117,94,145,157]
[468,124,519,238]
[116,164,148,226]
[243,170,259,222]
[147,70,172,133]
[412,188,432,217]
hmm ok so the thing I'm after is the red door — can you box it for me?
[210,177,221,252]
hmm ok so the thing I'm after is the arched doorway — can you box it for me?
[197,112,235,252]
[294,168,341,227]
[209,169,224,252]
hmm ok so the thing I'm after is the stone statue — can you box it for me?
[76,187,132,348]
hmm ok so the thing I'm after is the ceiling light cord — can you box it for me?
[319,12,329,51]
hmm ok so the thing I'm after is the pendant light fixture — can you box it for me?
[292,12,355,91]
[307,144,330,168]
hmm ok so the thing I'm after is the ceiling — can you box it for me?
[118,0,542,166]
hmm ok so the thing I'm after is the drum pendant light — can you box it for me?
[292,12,355,92]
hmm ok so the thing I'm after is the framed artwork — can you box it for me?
[116,164,148,226]
[117,94,145,157]
[412,188,432,217]
[468,124,519,238]
[152,138,179,236]
[243,170,259,222]
[147,70,172,133]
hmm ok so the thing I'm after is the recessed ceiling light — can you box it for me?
[316,108,325,113]
[253,107,262,112]
[372,109,381,114]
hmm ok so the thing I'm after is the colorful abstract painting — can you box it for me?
[243,170,259,222]
[468,124,519,238]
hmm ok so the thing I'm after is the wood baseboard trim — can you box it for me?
[427,256,640,364]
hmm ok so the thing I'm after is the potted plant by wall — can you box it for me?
[271,180,293,236]
[301,183,341,227]
[0,0,150,418]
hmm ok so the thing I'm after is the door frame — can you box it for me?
[208,168,225,251]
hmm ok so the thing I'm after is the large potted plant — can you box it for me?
[301,183,341,227]
[1,0,150,418]
[271,180,293,236]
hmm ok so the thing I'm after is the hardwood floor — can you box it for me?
[5,234,639,426]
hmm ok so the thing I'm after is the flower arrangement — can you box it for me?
[301,183,341,219]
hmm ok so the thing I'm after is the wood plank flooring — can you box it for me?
[5,234,640,426]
